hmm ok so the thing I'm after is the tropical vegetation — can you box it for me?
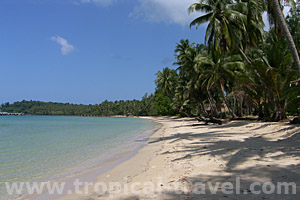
[1,95,157,116]
[153,0,300,121]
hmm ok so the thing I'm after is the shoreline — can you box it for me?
[54,116,165,200]
[23,117,163,200]
[58,117,300,199]
[27,117,160,200]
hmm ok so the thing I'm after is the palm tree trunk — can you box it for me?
[233,96,237,116]
[207,90,217,117]
[273,0,300,78]
[240,96,243,117]
[279,100,287,120]
[237,46,251,64]
[219,80,236,118]
[200,101,208,117]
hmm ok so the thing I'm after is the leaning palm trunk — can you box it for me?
[207,90,218,117]
[237,46,251,64]
[199,101,209,117]
[273,0,300,78]
[219,80,237,118]
[279,100,287,120]
[239,96,244,117]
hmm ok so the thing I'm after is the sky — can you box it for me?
[1,0,284,105]
[0,0,208,104]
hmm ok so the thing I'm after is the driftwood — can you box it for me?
[231,117,258,121]
[195,117,229,125]
[290,117,300,124]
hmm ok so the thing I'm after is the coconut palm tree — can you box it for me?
[189,0,243,52]
[238,30,298,120]
[258,0,300,77]
[189,0,265,64]
[194,50,245,118]
[173,40,202,116]
[261,0,294,32]
[272,0,300,78]
[286,1,300,49]
[155,67,178,99]
[173,39,197,78]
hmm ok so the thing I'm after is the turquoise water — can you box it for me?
[0,116,156,199]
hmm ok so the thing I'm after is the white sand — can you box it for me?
[59,117,300,200]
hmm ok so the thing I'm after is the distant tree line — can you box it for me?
[0,94,157,116]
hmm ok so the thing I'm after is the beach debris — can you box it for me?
[184,154,192,159]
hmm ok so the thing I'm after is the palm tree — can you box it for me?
[189,0,264,67]
[286,1,300,49]
[259,0,300,77]
[189,0,242,52]
[263,30,297,119]
[173,40,201,116]
[194,50,245,118]
[173,39,197,78]
[261,0,294,33]
[172,78,192,116]
[189,0,265,64]
[238,30,298,120]
[155,67,178,99]
[272,0,300,78]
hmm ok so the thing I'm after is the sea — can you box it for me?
[0,116,157,199]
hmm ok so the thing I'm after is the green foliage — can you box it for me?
[287,0,300,49]
[155,67,178,98]
[150,0,300,120]
[189,0,264,53]
[154,93,173,116]
[1,95,157,116]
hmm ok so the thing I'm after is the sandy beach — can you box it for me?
[58,117,300,200]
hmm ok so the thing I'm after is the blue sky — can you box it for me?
[0,0,207,104]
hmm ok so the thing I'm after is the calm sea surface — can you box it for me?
[0,116,156,199]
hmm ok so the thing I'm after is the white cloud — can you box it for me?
[262,12,270,31]
[263,6,290,31]
[79,0,199,25]
[78,0,293,28]
[80,0,115,6]
[132,0,199,26]
[51,36,75,55]
[132,1,293,27]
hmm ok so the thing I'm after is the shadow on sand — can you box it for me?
[142,121,300,199]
